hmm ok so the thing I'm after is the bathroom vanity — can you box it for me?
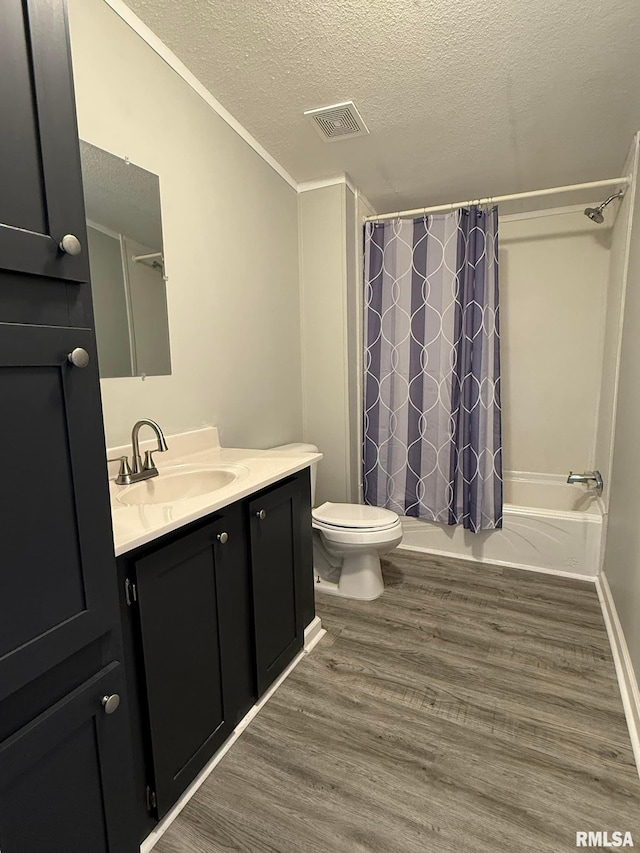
[107,429,320,840]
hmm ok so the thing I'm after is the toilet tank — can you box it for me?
[270,442,319,505]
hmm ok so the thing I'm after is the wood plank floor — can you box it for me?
[155,551,640,853]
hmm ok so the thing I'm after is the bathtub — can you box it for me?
[399,473,604,579]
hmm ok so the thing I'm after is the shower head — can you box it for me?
[584,190,624,224]
[584,206,605,224]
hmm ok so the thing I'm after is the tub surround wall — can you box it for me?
[603,132,640,684]
[500,210,611,475]
[400,474,603,580]
[595,138,640,509]
[68,0,302,451]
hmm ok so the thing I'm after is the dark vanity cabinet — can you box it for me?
[119,504,255,821]
[250,479,308,694]
[0,0,138,850]
[118,471,314,838]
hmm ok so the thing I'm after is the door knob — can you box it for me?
[217,532,229,544]
[59,234,82,255]
[256,509,267,520]
[101,694,120,715]
[67,347,90,368]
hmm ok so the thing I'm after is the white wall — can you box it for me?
[297,180,373,507]
[298,182,353,505]
[344,186,360,502]
[500,211,611,475]
[602,133,640,680]
[68,0,302,450]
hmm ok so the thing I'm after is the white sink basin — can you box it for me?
[116,464,249,506]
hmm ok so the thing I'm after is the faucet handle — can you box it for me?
[143,448,164,472]
[107,455,133,485]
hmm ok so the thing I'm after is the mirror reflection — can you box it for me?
[80,140,171,378]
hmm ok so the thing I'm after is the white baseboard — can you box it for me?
[141,620,326,852]
[396,543,596,583]
[304,615,323,648]
[595,573,640,778]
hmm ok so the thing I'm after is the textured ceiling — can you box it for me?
[123,0,640,213]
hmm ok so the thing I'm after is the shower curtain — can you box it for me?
[363,206,503,532]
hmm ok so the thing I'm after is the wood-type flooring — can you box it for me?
[155,550,640,853]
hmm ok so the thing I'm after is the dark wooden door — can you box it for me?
[134,521,235,817]
[0,663,136,853]
[0,0,89,285]
[249,480,304,695]
[0,323,117,702]
[0,0,138,847]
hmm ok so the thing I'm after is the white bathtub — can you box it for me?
[399,473,604,579]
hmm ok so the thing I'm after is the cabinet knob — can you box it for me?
[59,234,82,255]
[256,509,267,520]
[101,694,120,715]
[67,347,90,368]
[217,531,229,544]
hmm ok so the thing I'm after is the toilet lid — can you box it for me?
[312,502,399,529]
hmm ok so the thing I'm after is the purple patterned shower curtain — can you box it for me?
[363,206,503,532]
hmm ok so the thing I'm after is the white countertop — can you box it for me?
[107,427,321,556]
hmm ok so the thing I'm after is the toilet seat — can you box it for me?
[313,517,403,547]
[312,501,399,531]
[270,443,403,600]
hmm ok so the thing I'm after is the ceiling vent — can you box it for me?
[304,101,369,142]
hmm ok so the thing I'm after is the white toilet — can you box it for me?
[271,443,403,600]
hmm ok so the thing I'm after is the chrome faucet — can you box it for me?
[567,470,603,494]
[108,419,168,485]
[131,419,168,476]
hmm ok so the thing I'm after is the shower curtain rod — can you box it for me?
[363,175,632,222]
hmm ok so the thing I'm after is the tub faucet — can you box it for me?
[567,470,603,494]
[109,419,168,485]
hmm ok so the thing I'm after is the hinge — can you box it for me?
[124,577,138,607]
[145,785,157,813]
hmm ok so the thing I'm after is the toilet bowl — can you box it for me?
[312,502,403,600]
[270,443,403,600]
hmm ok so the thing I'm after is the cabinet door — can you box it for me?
[214,510,256,727]
[0,323,117,702]
[0,0,89,285]
[249,480,304,695]
[134,523,233,817]
[0,663,137,853]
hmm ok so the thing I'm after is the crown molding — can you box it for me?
[102,0,298,191]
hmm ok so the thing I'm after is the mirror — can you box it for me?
[79,140,171,378]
